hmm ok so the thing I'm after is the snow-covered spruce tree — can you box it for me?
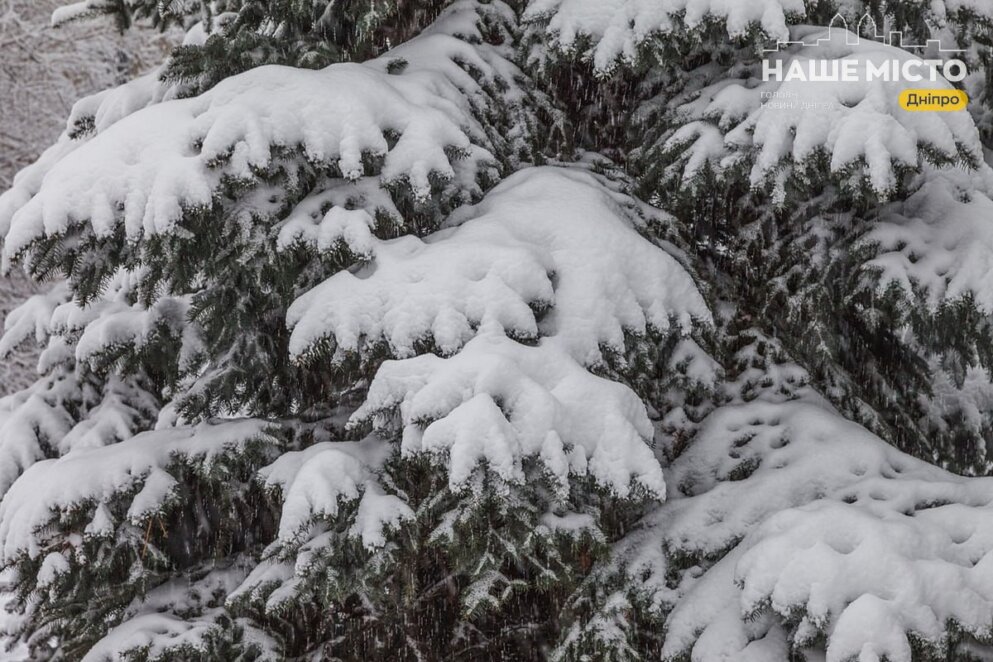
[0,0,176,400]
[5,0,993,660]
[0,1,707,659]
[525,0,993,474]
[524,0,993,658]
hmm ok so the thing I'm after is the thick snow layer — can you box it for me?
[522,0,990,73]
[667,27,983,197]
[1,270,203,372]
[287,214,554,359]
[57,377,156,454]
[82,613,219,662]
[630,397,993,661]
[287,167,711,365]
[863,164,993,313]
[63,292,193,365]
[65,68,180,138]
[354,331,665,497]
[278,206,380,258]
[286,166,709,499]
[82,559,279,662]
[0,0,538,272]
[36,551,69,587]
[258,436,413,547]
[0,419,273,560]
[0,61,487,259]
[0,373,76,495]
[523,0,803,71]
[0,282,67,359]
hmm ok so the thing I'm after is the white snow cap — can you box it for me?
[523,0,992,74]
[863,164,993,313]
[287,166,711,365]
[640,399,993,662]
[0,61,486,258]
[0,419,273,561]
[258,437,413,547]
[524,0,803,71]
[354,332,666,498]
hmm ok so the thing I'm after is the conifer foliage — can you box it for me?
[4,0,993,660]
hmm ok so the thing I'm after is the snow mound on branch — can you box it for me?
[286,219,552,360]
[1,271,203,372]
[58,377,156,455]
[65,68,180,138]
[287,167,710,365]
[642,399,993,660]
[258,437,413,547]
[372,11,516,112]
[275,174,403,255]
[862,165,993,312]
[523,0,802,71]
[0,282,68,358]
[49,1,100,26]
[353,332,665,498]
[53,288,199,369]
[0,60,488,259]
[667,27,982,198]
[82,560,278,662]
[82,613,219,662]
[0,419,273,561]
[278,206,380,258]
[363,0,540,168]
[522,0,991,73]
[0,373,76,496]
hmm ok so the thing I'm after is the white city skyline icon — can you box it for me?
[762,13,965,54]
